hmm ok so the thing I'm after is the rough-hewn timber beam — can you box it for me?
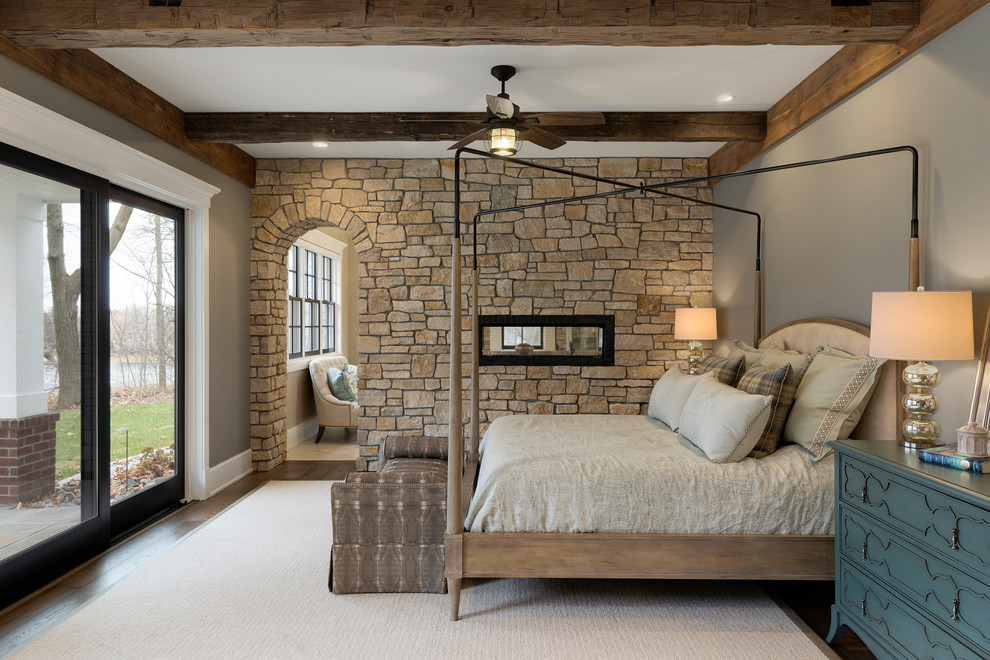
[709,0,989,178]
[185,111,767,144]
[0,1,918,48]
[0,35,256,187]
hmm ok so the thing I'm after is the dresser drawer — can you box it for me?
[839,507,990,652]
[837,560,983,660]
[838,454,990,577]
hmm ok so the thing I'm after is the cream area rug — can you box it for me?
[15,482,832,660]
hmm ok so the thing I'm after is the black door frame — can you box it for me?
[0,142,186,608]
[106,185,186,539]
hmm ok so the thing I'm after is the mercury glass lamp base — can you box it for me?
[900,361,942,449]
[686,341,703,375]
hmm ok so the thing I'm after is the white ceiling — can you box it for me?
[93,44,842,160]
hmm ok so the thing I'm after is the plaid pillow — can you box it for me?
[696,353,745,386]
[737,363,794,458]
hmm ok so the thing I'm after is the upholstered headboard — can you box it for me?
[758,317,899,442]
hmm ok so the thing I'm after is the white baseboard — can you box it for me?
[205,449,253,498]
[287,417,319,449]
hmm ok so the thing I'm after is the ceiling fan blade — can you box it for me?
[448,127,491,150]
[526,112,606,126]
[486,94,515,119]
[518,125,566,150]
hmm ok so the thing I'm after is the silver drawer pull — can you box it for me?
[951,528,959,551]
[861,485,867,503]
[952,599,959,621]
[861,598,867,616]
[862,541,867,560]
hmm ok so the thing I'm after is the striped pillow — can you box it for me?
[737,363,794,458]
[696,353,745,387]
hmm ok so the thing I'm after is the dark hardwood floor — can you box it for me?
[1,458,873,659]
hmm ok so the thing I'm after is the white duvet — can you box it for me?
[464,414,834,535]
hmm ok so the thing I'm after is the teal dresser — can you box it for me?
[828,440,990,659]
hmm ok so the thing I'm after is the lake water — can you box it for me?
[44,362,175,391]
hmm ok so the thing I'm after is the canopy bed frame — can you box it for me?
[443,146,921,621]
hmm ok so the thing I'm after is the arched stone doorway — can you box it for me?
[249,198,373,471]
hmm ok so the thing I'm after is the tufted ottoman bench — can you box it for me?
[329,435,447,594]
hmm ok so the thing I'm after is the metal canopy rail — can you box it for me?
[444,145,922,619]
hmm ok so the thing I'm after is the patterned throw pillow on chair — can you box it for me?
[343,363,359,400]
[328,363,359,402]
[696,353,745,387]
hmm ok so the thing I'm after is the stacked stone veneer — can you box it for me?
[251,156,713,472]
[0,413,59,505]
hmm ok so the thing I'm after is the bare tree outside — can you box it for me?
[46,204,132,409]
[40,202,178,506]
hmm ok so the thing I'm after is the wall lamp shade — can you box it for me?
[484,126,521,156]
[869,290,974,448]
[675,307,717,374]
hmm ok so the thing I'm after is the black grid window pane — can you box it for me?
[305,250,316,300]
[289,299,302,357]
[524,327,543,348]
[287,246,298,298]
[322,256,332,302]
[322,302,335,352]
[303,301,312,353]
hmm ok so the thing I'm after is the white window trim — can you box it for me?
[0,86,219,501]
[287,231,344,372]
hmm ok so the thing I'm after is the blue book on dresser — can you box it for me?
[917,445,990,473]
[828,439,990,659]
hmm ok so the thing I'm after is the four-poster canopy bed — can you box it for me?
[443,146,921,620]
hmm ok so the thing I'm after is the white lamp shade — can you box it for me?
[869,290,974,361]
[674,307,717,341]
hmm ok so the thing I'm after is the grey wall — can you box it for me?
[713,5,990,436]
[0,56,252,467]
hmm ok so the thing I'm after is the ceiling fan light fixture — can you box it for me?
[485,126,521,156]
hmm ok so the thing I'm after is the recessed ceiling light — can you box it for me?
[716,94,735,103]
[313,142,329,148]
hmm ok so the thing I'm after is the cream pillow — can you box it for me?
[678,372,773,463]
[757,346,813,384]
[647,364,700,431]
[728,339,783,371]
[782,347,886,460]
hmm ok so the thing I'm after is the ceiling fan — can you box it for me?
[449,65,606,156]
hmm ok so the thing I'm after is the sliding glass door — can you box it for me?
[0,144,185,607]
[106,188,184,536]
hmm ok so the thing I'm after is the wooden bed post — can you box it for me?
[446,155,464,621]
[909,235,920,292]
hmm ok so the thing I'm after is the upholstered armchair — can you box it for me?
[308,355,359,442]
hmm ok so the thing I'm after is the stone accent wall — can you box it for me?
[251,156,712,472]
[0,413,59,505]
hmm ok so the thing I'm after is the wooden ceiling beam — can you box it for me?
[0,1,918,48]
[0,35,256,187]
[709,0,990,178]
[185,111,767,144]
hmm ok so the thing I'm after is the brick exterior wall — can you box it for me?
[0,412,59,505]
[251,156,713,472]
